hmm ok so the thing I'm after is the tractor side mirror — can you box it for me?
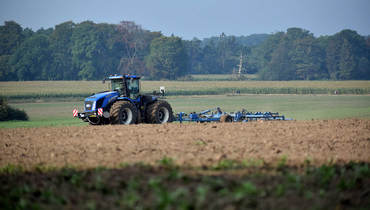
[160,86,165,96]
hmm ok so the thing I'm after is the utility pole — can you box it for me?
[237,51,248,80]
[238,53,242,76]
[237,52,244,79]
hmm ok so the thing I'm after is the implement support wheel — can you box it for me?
[220,114,233,123]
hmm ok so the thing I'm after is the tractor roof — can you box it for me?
[108,75,141,80]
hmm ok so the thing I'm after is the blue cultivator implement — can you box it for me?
[175,107,291,123]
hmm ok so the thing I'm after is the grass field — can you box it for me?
[1,95,369,128]
[1,80,369,128]
[0,102,86,128]
[189,74,258,80]
[1,80,370,100]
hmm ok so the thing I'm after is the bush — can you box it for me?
[0,97,28,121]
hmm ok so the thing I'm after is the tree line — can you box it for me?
[185,28,370,80]
[0,20,186,81]
[253,28,370,80]
[0,20,369,81]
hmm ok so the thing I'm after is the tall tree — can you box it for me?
[146,36,188,80]
[10,34,51,80]
[326,30,370,80]
[184,38,203,74]
[71,21,98,80]
[0,21,24,55]
[0,21,25,80]
[0,55,11,80]
[71,21,118,80]
[250,32,284,77]
[258,28,327,80]
[115,21,161,76]
[263,39,292,80]
[201,40,218,74]
[49,21,75,80]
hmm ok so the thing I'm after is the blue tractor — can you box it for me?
[73,75,173,125]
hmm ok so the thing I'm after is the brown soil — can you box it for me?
[1,119,370,169]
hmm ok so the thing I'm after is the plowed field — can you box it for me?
[1,119,369,168]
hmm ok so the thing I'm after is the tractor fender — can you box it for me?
[105,96,118,109]
[97,96,118,118]
[142,95,157,105]
[140,95,158,116]
[114,98,139,112]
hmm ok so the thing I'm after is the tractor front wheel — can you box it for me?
[88,116,101,125]
[110,101,137,124]
[146,100,173,124]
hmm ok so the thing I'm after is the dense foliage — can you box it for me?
[254,28,370,80]
[0,97,28,121]
[0,21,369,81]
[146,36,188,80]
[0,21,167,80]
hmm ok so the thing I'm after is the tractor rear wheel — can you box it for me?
[110,101,137,124]
[146,100,173,124]
[220,114,233,123]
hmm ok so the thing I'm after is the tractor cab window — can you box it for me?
[111,79,125,95]
[127,78,140,99]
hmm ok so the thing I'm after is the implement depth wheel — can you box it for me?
[220,114,233,123]
[110,101,137,125]
[146,100,173,124]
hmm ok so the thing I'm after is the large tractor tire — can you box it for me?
[110,101,137,124]
[220,114,233,123]
[146,100,173,124]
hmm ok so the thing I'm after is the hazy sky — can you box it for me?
[1,0,369,39]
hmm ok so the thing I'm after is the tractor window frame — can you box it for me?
[127,78,140,99]
[111,79,124,95]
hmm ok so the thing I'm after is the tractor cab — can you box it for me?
[109,75,141,99]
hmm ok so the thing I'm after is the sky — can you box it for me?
[0,0,369,40]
